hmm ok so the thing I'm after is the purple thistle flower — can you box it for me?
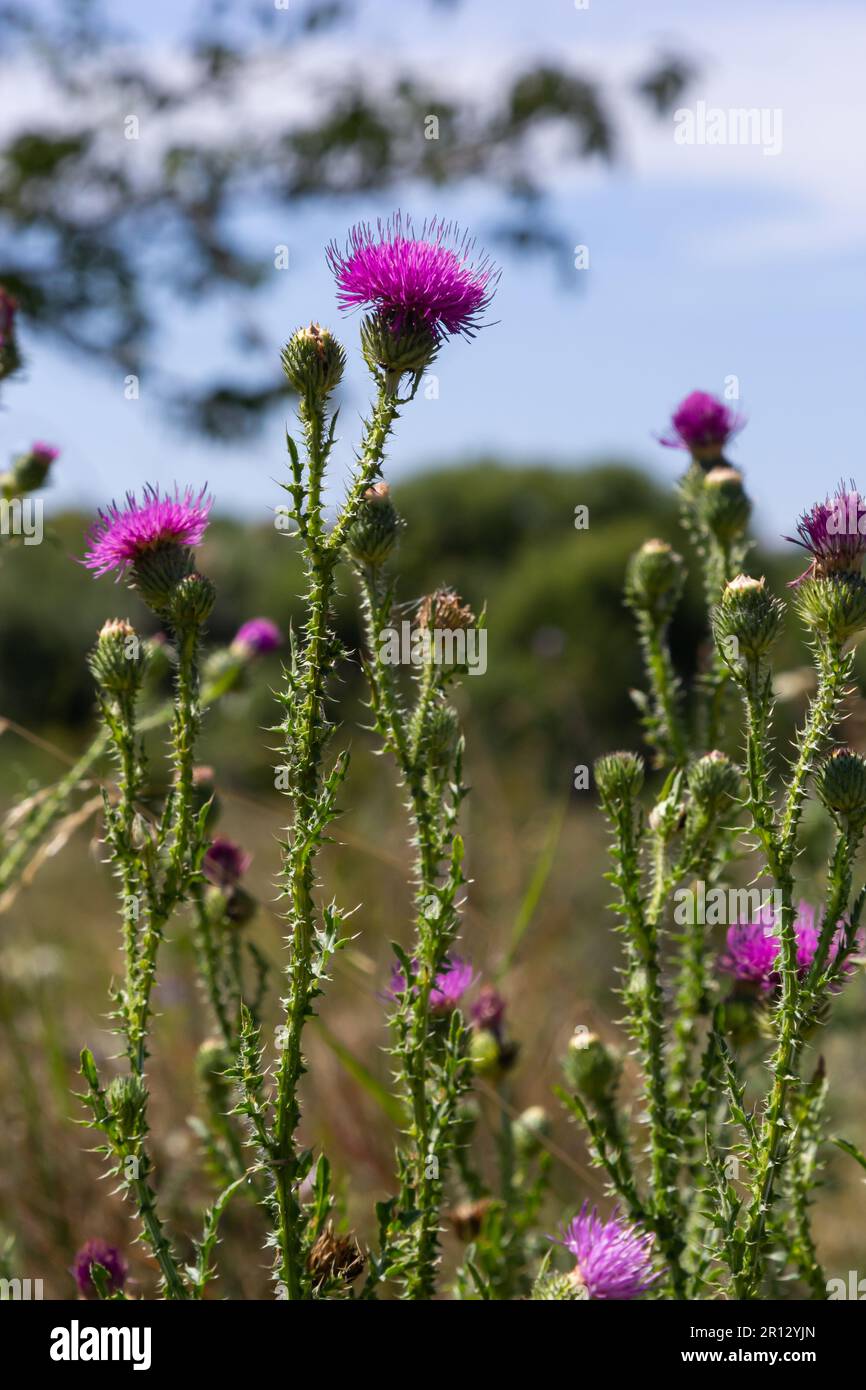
[72,1239,127,1298]
[203,836,251,888]
[719,899,858,991]
[30,441,59,464]
[554,1203,662,1300]
[231,616,283,657]
[658,390,745,461]
[785,481,866,587]
[471,985,507,1037]
[326,213,498,340]
[83,484,212,578]
[386,953,475,1014]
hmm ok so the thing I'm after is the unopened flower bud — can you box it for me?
[5,442,59,495]
[687,750,742,810]
[699,466,751,544]
[625,539,686,619]
[105,1073,148,1139]
[170,571,217,628]
[564,1030,621,1107]
[793,572,866,643]
[815,747,866,821]
[281,322,345,397]
[712,574,785,661]
[594,750,644,805]
[469,1027,501,1077]
[344,481,402,567]
[512,1104,550,1159]
[88,619,147,699]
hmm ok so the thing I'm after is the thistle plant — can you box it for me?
[224,215,498,1301]
[76,486,224,1299]
[558,398,866,1300]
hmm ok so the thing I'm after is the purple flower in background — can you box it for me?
[719,900,858,991]
[554,1203,661,1301]
[719,919,781,990]
[471,985,507,1037]
[387,953,475,1014]
[0,286,16,346]
[327,214,498,340]
[72,1239,127,1298]
[203,837,251,888]
[658,390,744,460]
[30,441,59,465]
[83,485,212,578]
[785,481,866,587]
[231,617,282,657]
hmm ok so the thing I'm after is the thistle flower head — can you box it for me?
[344,480,402,567]
[418,586,475,632]
[786,482,866,586]
[712,574,785,662]
[387,953,474,1013]
[719,900,857,992]
[554,1203,661,1300]
[659,390,744,462]
[327,213,498,341]
[83,484,212,608]
[625,538,686,619]
[699,465,751,543]
[231,617,282,657]
[471,984,507,1036]
[281,322,345,397]
[72,1239,127,1299]
[564,1029,622,1107]
[307,1222,365,1292]
[203,837,251,888]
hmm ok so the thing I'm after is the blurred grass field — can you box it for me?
[2,460,865,1298]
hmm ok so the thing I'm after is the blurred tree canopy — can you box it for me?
[0,0,693,435]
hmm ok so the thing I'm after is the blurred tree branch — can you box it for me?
[0,0,694,435]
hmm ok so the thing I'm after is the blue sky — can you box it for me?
[2,0,865,542]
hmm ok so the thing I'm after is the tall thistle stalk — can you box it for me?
[554,393,866,1303]
[76,489,220,1298]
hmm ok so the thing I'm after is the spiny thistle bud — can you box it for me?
[425,702,460,773]
[448,1198,494,1241]
[711,574,785,662]
[564,1030,621,1108]
[469,1027,502,1077]
[306,1223,365,1291]
[88,619,146,699]
[687,750,742,810]
[170,571,217,628]
[0,286,21,380]
[625,539,686,620]
[344,481,402,567]
[4,442,59,495]
[105,1073,148,1139]
[512,1104,551,1159]
[281,322,345,397]
[594,750,644,805]
[815,747,866,821]
[360,310,438,389]
[418,586,475,632]
[530,1271,584,1301]
[792,572,866,643]
[699,466,751,544]
[195,1036,233,1085]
